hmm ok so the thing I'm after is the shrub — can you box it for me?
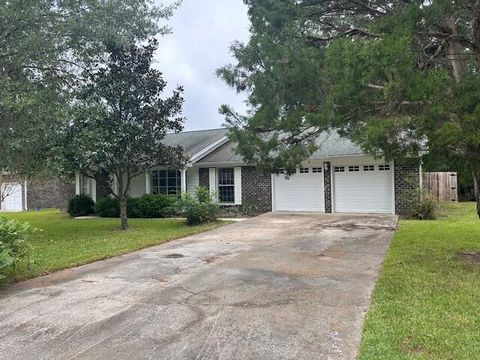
[126,197,142,218]
[408,189,439,220]
[239,201,258,216]
[132,194,176,218]
[96,194,176,218]
[68,194,95,217]
[0,217,37,280]
[177,186,220,226]
[95,197,120,217]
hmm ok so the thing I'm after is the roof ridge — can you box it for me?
[171,127,228,135]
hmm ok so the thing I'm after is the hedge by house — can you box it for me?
[95,194,176,218]
[68,195,95,217]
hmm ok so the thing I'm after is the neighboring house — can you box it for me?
[0,174,26,212]
[75,128,421,215]
[0,174,75,212]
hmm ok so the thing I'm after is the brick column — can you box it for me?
[241,166,272,213]
[394,160,421,214]
[324,162,332,213]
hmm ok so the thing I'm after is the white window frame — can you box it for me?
[217,168,235,204]
[150,169,182,196]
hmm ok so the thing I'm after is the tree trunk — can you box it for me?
[119,194,129,230]
[473,4,480,67]
[445,17,464,82]
[117,172,129,230]
[474,171,480,219]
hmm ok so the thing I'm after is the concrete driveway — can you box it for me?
[0,213,397,360]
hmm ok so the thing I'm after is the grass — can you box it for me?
[1,210,229,284]
[359,202,480,360]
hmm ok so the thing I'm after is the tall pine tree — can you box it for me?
[219,0,480,218]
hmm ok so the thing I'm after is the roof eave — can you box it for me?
[188,136,230,165]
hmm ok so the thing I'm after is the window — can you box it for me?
[151,169,181,195]
[312,167,322,173]
[334,166,345,173]
[363,165,375,172]
[218,168,235,203]
[275,169,285,175]
[299,168,309,174]
[348,166,360,172]
[379,164,391,171]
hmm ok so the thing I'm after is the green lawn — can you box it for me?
[1,210,228,284]
[359,202,480,360]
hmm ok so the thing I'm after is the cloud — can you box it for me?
[155,0,250,130]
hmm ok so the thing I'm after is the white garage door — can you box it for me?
[0,183,23,212]
[273,167,325,212]
[333,164,393,214]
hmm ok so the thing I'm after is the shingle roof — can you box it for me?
[195,131,365,165]
[163,128,228,158]
[196,141,242,164]
[311,131,364,158]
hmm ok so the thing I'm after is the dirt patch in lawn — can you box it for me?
[457,251,480,265]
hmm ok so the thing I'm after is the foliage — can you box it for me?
[407,189,439,220]
[62,40,186,230]
[220,0,480,217]
[177,187,220,226]
[0,217,36,280]
[95,197,121,218]
[239,201,258,216]
[0,0,176,178]
[0,210,228,284]
[132,195,177,219]
[360,202,480,359]
[67,195,95,217]
[96,195,177,218]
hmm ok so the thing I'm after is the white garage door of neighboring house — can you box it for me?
[333,163,394,214]
[273,167,325,212]
[0,183,23,212]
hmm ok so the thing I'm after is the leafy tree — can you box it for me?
[219,0,480,218]
[0,0,178,179]
[63,40,186,230]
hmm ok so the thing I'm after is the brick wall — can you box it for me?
[241,166,272,214]
[27,178,75,211]
[324,162,332,213]
[395,161,421,214]
[199,168,209,189]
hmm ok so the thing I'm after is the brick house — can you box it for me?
[75,128,421,215]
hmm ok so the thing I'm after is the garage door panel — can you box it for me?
[334,167,393,214]
[274,172,325,212]
[1,183,23,212]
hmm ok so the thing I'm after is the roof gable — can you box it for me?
[163,128,229,159]
[194,131,365,165]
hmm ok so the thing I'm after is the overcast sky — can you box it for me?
[155,0,250,130]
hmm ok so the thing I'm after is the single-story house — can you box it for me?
[76,128,421,215]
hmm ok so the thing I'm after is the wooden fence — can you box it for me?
[422,172,458,202]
